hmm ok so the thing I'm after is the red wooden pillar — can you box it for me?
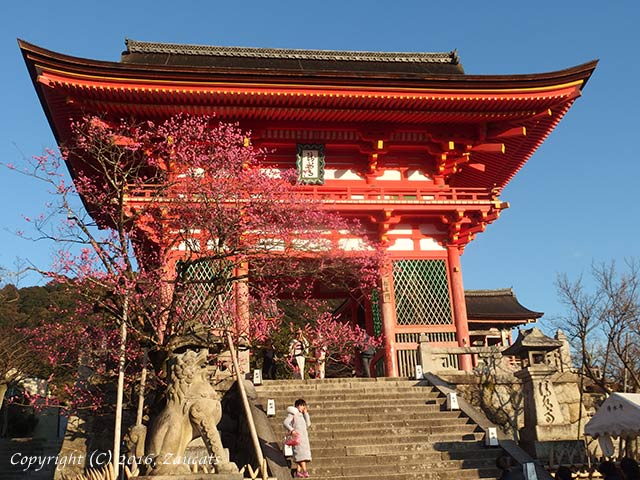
[380,269,398,377]
[447,245,472,371]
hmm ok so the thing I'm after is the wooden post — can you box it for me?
[447,245,472,371]
[380,270,398,377]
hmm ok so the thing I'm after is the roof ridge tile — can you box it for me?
[124,39,460,65]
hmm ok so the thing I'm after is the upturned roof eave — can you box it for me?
[18,39,598,92]
[467,313,544,321]
[18,39,597,193]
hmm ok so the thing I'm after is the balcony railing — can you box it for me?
[297,185,494,205]
[123,184,496,206]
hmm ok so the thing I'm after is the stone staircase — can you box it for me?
[0,437,63,480]
[255,378,504,480]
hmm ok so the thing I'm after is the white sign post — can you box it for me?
[446,392,459,410]
[523,462,538,480]
[266,399,276,417]
[485,427,499,446]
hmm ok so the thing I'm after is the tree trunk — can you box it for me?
[113,294,129,478]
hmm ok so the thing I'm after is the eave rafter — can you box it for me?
[367,209,402,245]
[436,140,505,180]
[441,198,509,250]
[36,70,585,121]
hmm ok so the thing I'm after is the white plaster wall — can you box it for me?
[420,238,446,251]
[377,169,402,181]
[387,224,413,235]
[407,169,432,181]
[324,169,364,181]
[419,224,446,234]
[387,238,415,251]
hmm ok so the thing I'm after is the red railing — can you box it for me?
[124,184,495,205]
[297,185,494,204]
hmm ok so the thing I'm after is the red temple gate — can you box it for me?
[20,39,596,376]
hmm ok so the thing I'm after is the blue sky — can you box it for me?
[1,1,638,330]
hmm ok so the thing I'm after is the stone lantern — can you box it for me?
[503,327,567,458]
[503,327,563,371]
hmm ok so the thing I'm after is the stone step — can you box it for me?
[263,399,444,413]
[307,423,480,441]
[308,439,490,460]
[316,409,464,422]
[262,400,444,410]
[260,377,417,385]
[310,431,485,451]
[302,467,497,480]
[310,446,502,466]
[259,378,502,480]
[311,456,499,477]
[257,390,442,402]
[268,404,449,419]
[256,383,437,393]
[256,388,435,398]
[256,381,428,392]
[269,415,468,433]
[312,436,487,457]
[306,416,471,431]
[267,391,441,402]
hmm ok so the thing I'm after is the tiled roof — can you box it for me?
[124,39,460,64]
[465,288,543,320]
[122,39,465,75]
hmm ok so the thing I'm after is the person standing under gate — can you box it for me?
[289,329,309,379]
[314,341,328,379]
[359,333,376,378]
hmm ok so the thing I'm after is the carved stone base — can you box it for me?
[520,439,588,466]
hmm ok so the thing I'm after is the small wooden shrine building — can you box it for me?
[466,288,543,348]
[20,39,595,376]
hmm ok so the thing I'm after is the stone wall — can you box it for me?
[440,364,592,442]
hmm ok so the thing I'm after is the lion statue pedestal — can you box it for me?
[145,348,241,477]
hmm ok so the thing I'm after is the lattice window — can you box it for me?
[395,332,456,344]
[178,258,234,328]
[392,259,452,326]
[397,348,418,378]
[395,332,422,344]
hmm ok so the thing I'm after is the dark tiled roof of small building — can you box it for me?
[465,288,543,320]
[121,39,465,75]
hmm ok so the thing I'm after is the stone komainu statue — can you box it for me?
[146,348,237,475]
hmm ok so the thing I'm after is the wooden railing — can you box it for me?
[297,185,495,204]
[123,184,496,206]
